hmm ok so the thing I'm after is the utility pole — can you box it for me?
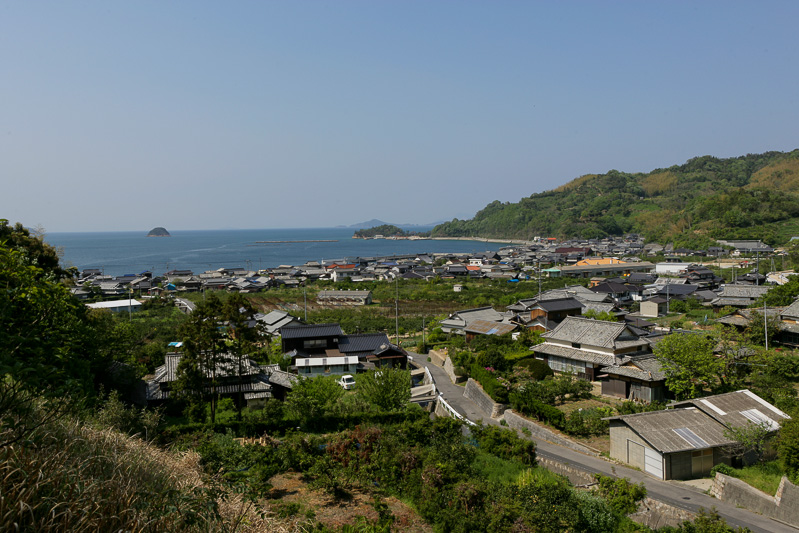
[395,275,400,345]
[666,279,670,315]
[303,282,307,321]
[756,251,760,285]
[538,258,542,298]
[764,298,769,351]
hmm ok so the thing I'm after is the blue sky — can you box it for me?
[2,1,797,232]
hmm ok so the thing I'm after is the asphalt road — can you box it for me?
[421,358,798,533]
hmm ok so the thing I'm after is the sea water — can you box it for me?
[44,228,508,277]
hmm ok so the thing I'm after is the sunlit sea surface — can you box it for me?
[44,228,509,277]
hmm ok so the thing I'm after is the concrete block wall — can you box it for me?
[503,410,600,456]
[443,356,465,384]
[463,378,506,418]
[428,349,446,367]
[711,473,799,527]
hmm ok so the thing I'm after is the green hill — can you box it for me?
[431,150,799,247]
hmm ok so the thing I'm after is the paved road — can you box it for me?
[421,359,797,533]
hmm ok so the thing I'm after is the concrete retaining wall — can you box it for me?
[443,356,465,384]
[463,378,506,419]
[711,473,799,527]
[427,350,464,384]
[428,349,446,367]
[537,456,595,485]
[503,410,600,456]
[630,497,695,529]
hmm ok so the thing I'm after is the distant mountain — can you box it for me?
[431,150,799,247]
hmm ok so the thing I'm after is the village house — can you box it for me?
[316,289,372,305]
[607,390,790,480]
[146,351,275,408]
[532,316,651,381]
[280,323,408,377]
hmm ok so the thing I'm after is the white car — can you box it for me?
[338,374,356,390]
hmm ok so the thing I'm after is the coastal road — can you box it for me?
[420,358,798,533]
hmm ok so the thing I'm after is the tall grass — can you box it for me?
[0,409,299,532]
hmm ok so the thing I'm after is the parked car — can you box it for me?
[338,374,356,390]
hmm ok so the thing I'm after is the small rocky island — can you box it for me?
[147,227,171,237]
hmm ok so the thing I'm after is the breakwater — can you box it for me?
[251,240,339,244]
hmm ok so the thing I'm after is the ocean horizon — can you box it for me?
[44,227,511,277]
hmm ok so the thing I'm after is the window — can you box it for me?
[303,339,327,349]
[548,356,586,374]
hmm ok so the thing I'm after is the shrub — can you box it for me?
[512,358,554,380]
[470,423,536,465]
[470,364,509,403]
[593,474,647,516]
[710,463,736,478]
[508,393,565,429]
[564,407,611,437]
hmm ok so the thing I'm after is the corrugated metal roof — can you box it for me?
[464,319,517,336]
[670,390,790,430]
[611,407,734,453]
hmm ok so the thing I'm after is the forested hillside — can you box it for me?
[432,150,799,247]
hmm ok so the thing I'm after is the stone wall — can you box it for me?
[463,378,506,419]
[503,410,600,456]
[711,473,799,527]
[537,456,594,485]
[630,497,695,529]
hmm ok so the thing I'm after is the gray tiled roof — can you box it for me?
[533,343,618,366]
[718,285,771,298]
[600,354,666,381]
[280,323,343,339]
[543,316,648,350]
[782,299,799,319]
[536,297,583,312]
[339,333,392,354]
[464,319,517,336]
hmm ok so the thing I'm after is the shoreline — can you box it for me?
[430,236,530,245]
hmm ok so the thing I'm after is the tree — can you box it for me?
[0,232,101,445]
[221,293,262,421]
[654,332,720,400]
[723,421,773,464]
[285,376,343,427]
[779,417,799,482]
[356,368,411,411]
[583,309,618,322]
[174,295,225,423]
[745,310,781,347]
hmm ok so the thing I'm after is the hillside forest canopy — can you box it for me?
[432,150,799,248]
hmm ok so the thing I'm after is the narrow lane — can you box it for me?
[421,359,798,533]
